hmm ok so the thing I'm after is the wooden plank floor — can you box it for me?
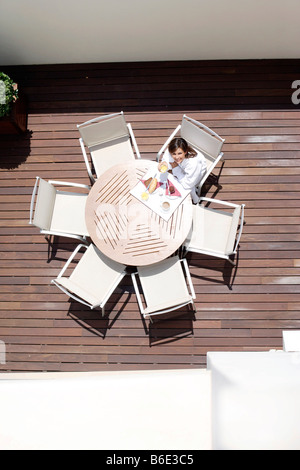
[0,59,300,372]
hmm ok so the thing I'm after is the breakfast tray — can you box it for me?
[130,168,191,221]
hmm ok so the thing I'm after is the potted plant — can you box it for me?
[0,72,27,134]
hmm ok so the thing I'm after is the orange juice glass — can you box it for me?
[159,163,168,173]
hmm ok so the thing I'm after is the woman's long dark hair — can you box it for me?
[168,137,197,158]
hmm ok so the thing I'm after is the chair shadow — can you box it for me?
[147,307,196,346]
[185,250,240,290]
[200,161,225,198]
[0,130,32,169]
[45,235,90,263]
[67,287,132,339]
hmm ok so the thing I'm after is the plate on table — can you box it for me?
[141,173,162,196]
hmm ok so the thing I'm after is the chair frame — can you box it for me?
[183,196,245,264]
[156,114,225,191]
[51,244,127,315]
[131,257,196,322]
[77,111,141,183]
[29,176,90,243]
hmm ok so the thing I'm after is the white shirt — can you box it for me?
[162,148,207,202]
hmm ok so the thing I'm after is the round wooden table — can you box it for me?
[85,160,193,266]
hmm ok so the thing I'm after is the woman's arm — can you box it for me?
[168,161,178,169]
[158,149,178,171]
[178,156,205,190]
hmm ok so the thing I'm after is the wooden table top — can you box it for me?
[85,159,193,266]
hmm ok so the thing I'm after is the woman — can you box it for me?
[158,137,207,203]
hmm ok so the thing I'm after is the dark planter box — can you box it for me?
[0,91,27,134]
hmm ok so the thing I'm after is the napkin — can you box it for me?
[165,179,181,197]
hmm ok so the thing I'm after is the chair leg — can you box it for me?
[173,245,185,259]
[227,255,236,266]
[180,245,188,258]
[46,234,58,261]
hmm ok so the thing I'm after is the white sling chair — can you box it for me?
[77,111,141,183]
[157,114,225,192]
[131,256,196,322]
[183,197,245,265]
[29,176,90,242]
[52,244,127,315]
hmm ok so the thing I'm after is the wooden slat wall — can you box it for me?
[0,59,300,372]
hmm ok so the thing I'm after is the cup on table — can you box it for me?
[141,191,149,201]
[161,199,170,212]
[159,162,168,173]
[158,161,168,173]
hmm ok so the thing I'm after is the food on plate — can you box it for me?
[169,184,175,194]
[141,191,149,201]
[148,178,157,194]
[144,177,152,188]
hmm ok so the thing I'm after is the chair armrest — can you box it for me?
[156,125,181,162]
[29,176,40,225]
[51,279,94,309]
[180,258,196,300]
[100,271,127,308]
[199,196,240,209]
[131,272,145,314]
[127,123,141,159]
[55,244,88,279]
[233,204,245,253]
[79,137,95,184]
[198,152,224,188]
[48,179,90,190]
[40,230,88,242]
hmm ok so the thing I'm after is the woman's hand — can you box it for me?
[158,161,168,172]
[158,160,178,173]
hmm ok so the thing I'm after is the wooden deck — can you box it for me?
[0,59,300,372]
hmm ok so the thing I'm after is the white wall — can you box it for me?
[207,351,300,450]
[2,351,300,450]
[0,0,299,65]
[0,369,212,450]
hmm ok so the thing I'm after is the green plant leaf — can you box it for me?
[0,72,19,118]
